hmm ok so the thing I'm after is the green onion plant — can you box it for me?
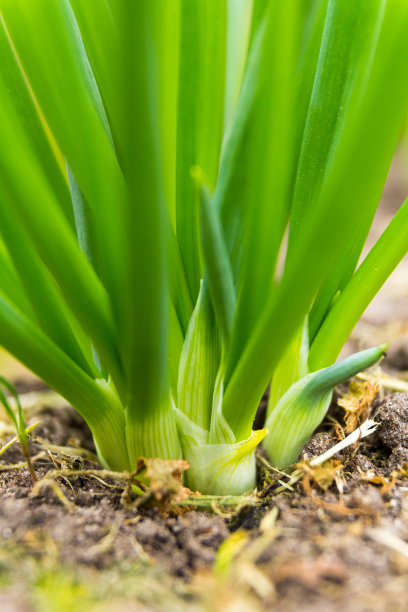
[0,0,407,494]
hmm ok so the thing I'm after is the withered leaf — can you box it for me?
[298,459,343,493]
[131,457,196,515]
[337,379,379,433]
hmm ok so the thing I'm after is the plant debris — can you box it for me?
[130,457,194,515]
[337,379,380,432]
[298,458,344,493]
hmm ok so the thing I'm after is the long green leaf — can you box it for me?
[0,242,35,321]
[0,13,74,227]
[309,196,408,369]
[224,0,253,131]
[176,0,227,301]
[290,0,387,341]
[114,0,180,462]
[0,202,97,377]
[177,282,220,432]
[200,184,236,347]
[225,1,300,380]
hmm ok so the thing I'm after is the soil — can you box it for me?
[0,404,229,578]
[1,373,408,611]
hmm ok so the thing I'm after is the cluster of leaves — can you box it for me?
[0,0,407,493]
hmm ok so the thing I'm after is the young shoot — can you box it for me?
[0,376,38,483]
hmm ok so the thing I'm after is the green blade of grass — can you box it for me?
[225,1,300,379]
[0,202,98,378]
[0,242,36,321]
[0,377,22,434]
[176,0,227,301]
[115,0,180,462]
[0,13,74,228]
[309,196,408,370]
[199,183,236,347]
[0,376,38,482]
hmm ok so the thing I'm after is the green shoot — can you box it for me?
[0,376,37,482]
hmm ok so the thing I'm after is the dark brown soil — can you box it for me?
[0,405,228,578]
[1,379,408,611]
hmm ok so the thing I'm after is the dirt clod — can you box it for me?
[376,393,408,449]
[300,432,334,460]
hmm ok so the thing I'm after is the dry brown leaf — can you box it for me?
[314,497,378,517]
[131,457,195,515]
[298,459,344,493]
[337,379,380,433]
[360,469,398,495]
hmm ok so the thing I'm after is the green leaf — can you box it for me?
[226,0,300,379]
[177,282,220,432]
[199,182,236,347]
[115,1,170,420]
[267,317,309,412]
[176,406,266,495]
[264,345,386,467]
[167,219,193,337]
[0,241,36,321]
[66,163,100,276]
[176,0,227,301]
[0,13,74,226]
[213,13,268,280]
[0,202,97,378]
[309,196,408,370]
[224,0,253,130]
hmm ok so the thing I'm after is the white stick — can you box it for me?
[310,420,378,467]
